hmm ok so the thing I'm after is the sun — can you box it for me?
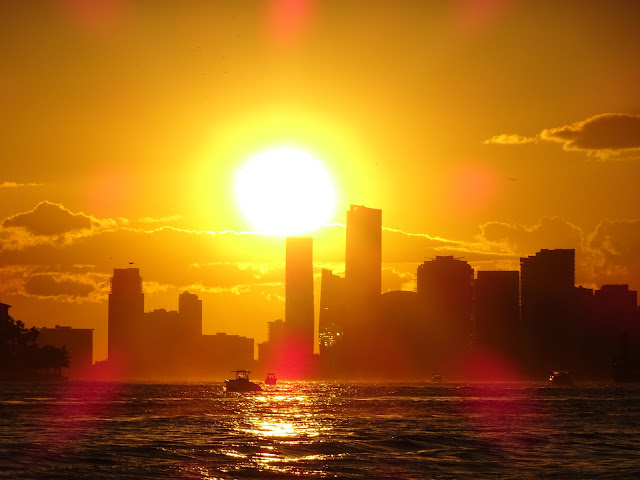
[235,146,336,236]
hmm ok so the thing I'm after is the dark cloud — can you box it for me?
[23,273,96,299]
[2,201,95,236]
[486,113,640,159]
[541,113,640,154]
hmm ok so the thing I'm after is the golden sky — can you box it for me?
[1,1,640,361]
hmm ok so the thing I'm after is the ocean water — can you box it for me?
[1,382,639,479]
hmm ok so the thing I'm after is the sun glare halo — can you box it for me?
[235,147,336,236]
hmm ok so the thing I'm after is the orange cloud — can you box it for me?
[476,216,585,255]
[482,133,538,145]
[587,219,640,290]
[0,181,45,188]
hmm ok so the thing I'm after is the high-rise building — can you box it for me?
[267,318,286,344]
[37,325,93,379]
[520,249,575,375]
[108,268,144,365]
[417,256,474,322]
[416,256,474,376]
[474,271,520,360]
[285,237,314,356]
[318,269,346,353]
[179,291,203,339]
[340,205,382,374]
[345,205,382,307]
[595,285,638,356]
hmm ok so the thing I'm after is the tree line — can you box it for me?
[0,313,69,380]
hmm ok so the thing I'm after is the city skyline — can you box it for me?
[3,201,640,366]
[7,201,639,382]
[1,2,640,364]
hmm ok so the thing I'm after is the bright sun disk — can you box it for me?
[235,146,336,236]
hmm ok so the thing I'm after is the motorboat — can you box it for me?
[265,372,277,385]
[225,370,262,392]
[549,370,574,386]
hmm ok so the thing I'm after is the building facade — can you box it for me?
[520,249,575,376]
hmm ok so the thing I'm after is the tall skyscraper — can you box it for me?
[595,285,638,358]
[345,205,382,307]
[520,249,575,375]
[340,205,382,373]
[179,291,203,339]
[416,256,474,376]
[285,237,315,356]
[474,270,520,360]
[417,256,474,322]
[108,268,144,365]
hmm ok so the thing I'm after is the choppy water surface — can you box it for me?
[1,382,639,479]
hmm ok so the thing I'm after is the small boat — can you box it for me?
[265,372,277,385]
[225,370,262,392]
[430,374,444,383]
[549,370,573,386]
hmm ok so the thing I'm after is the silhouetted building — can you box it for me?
[374,290,429,379]
[201,333,255,378]
[343,205,382,373]
[285,237,315,356]
[595,285,639,371]
[520,249,575,376]
[37,325,93,379]
[179,291,203,339]
[345,205,382,311]
[416,256,474,377]
[105,268,253,380]
[139,308,183,377]
[474,271,520,364]
[0,302,10,321]
[268,318,286,344]
[570,285,601,377]
[318,269,346,353]
[108,268,144,368]
[258,318,286,372]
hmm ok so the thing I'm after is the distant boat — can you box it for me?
[430,374,444,383]
[265,372,277,385]
[225,370,262,392]
[549,370,574,386]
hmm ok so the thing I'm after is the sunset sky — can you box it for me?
[1,0,640,361]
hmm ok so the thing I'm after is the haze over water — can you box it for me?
[2,382,639,479]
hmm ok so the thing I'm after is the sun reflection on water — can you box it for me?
[216,383,333,476]
[238,387,324,441]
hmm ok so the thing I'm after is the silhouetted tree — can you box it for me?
[0,313,68,379]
